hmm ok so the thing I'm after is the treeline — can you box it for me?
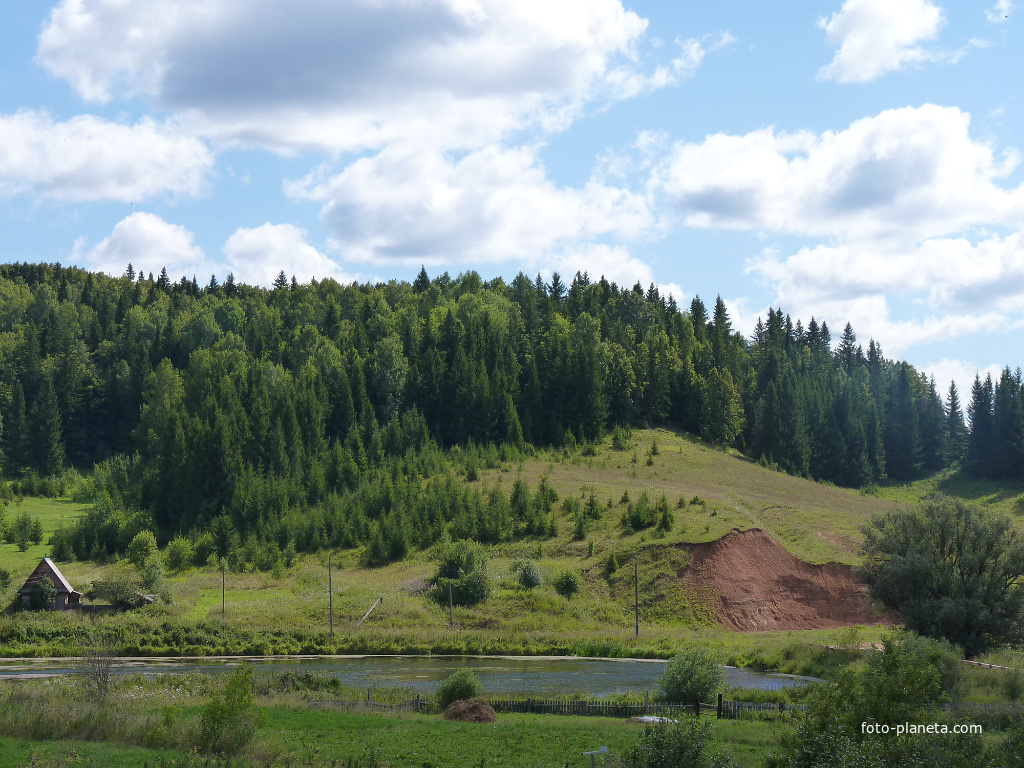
[0,262,1008,563]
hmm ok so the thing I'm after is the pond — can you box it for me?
[0,655,819,697]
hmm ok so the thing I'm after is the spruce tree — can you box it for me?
[3,382,25,475]
[690,296,708,343]
[991,367,1024,479]
[884,364,923,480]
[836,322,858,373]
[27,373,64,476]
[413,265,430,293]
[944,380,967,463]
[918,375,947,471]
[966,373,994,478]
[548,272,566,306]
[710,296,732,371]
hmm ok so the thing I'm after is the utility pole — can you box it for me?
[328,553,334,638]
[221,559,226,618]
[634,559,639,638]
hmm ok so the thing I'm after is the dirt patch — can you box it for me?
[442,699,498,723]
[682,529,888,631]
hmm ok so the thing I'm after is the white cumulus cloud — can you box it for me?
[654,104,1024,243]
[817,0,947,83]
[223,223,358,287]
[923,359,1005,410]
[37,0,665,153]
[73,215,358,288]
[72,213,211,280]
[0,111,212,202]
[288,144,653,267]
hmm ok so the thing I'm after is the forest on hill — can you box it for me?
[0,261,1018,566]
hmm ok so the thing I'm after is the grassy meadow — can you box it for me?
[0,675,784,768]
[1,427,1023,663]
[4,433,1024,767]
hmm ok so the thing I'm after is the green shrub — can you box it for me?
[193,532,215,566]
[433,570,490,606]
[767,633,986,768]
[1001,717,1024,768]
[517,561,542,589]
[48,526,74,562]
[657,648,725,704]
[90,560,142,609]
[861,497,1024,655]
[29,578,56,610]
[604,553,619,576]
[165,536,194,572]
[142,555,171,603]
[0,568,10,592]
[30,518,43,545]
[1004,669,1024,703]
[6,511,35,551]
[197,663,262,755]
[127,530,158,570]
[554,570,581,598]
[432,538,487,580]
[436,669,483,709]
[620,491,658,532]
[621,720,731,768]
[611,425,633,451]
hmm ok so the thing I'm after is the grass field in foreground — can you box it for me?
[0,705,781,768]
[257,708,779,768]
[0,737,185,768]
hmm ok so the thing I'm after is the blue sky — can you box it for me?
[2,0,1022,396]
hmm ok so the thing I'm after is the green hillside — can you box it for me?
[482,427,901,566]
[0,427,931,662]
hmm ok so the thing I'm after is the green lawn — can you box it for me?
[0,497,90,577]
[0,736,187,768]
[257,708,781,768]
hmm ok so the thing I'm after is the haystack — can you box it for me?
[442,698,497,723]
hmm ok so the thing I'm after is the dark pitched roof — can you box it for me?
[19,557,82,597]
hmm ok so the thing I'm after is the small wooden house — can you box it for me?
[19,558,83,610]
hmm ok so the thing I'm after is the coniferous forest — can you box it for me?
[0,261,1018,568]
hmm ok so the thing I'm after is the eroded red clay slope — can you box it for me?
[682,529,888,631]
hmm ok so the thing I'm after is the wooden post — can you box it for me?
[644,691,649,714]
[717,693,723,719]
[328,553,334,638]
[694,699,701,717]
[448,580,454,630]
[634,560,639,638]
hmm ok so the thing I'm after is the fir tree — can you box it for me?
[3,382,26,475]
[945,380,967,463]
[27,373,64,476]
[966,373,995,478]
[413,265,430,293]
